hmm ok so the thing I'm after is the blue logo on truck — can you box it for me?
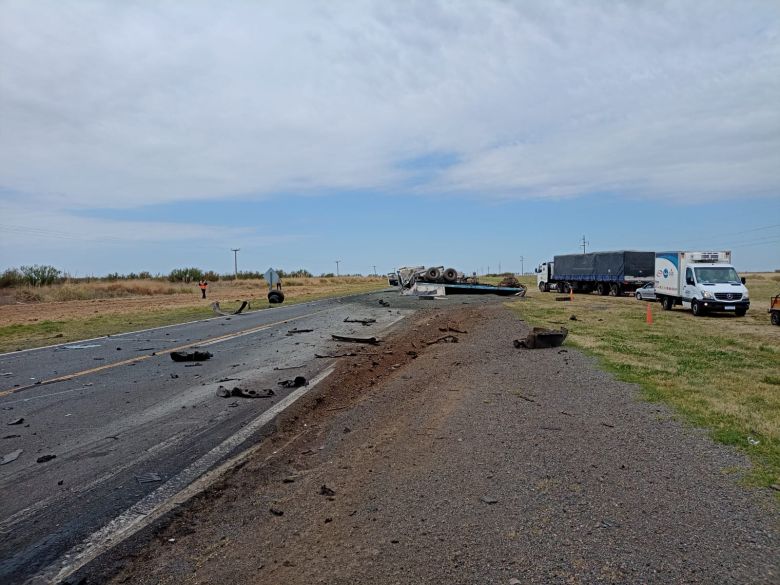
[663,268,669,278]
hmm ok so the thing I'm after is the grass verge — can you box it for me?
[509,275,780,491]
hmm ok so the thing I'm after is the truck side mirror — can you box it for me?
[741,277,746,284]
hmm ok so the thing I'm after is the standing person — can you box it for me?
[198,280,208,299]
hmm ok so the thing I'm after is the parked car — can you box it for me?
[635,282,656,301]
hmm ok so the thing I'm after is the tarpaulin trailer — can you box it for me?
[536,251,655,296]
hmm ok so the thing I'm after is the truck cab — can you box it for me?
[535,262,554,292]
[655,251,749,317]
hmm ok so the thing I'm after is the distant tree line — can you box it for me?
[0,265,374,288]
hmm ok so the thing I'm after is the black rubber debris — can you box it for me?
[170,351,213,362]
[278,376,307,389]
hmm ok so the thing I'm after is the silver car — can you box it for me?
[635,282,656,300]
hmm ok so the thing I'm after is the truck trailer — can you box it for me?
[536,251,655,296]
[655,251,749,316]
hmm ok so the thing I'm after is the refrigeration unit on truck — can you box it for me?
[535,251,655,296]
[654,251,749,317]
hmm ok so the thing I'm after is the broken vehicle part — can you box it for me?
[7,418,24,426]
[170,351,213,362]
[211,301,249,316]
[425,335,459,345]
[513,327,568,349]
[331,334,380,345]
[278,376,307,389]
[217,386,275,399]
[268,290,285,304]
[1,449,23,465]
[286,328,314,335]
[36,454,57,463]
[344,317,377,325]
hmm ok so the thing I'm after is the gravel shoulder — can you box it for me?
[95,302,778,585]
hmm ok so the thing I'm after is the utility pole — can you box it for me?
[498,261,501,274]
[231,248,240,280]
[372,265,377,277]
[519,255,524,276]
[335,260,341,277]
[580,235,589,254]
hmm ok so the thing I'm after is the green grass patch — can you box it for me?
[509,275,780,492]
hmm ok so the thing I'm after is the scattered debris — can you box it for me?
[273,365,304,370]
[554,297,572,302]
[480,496,498,504]
[513,392,536,403]
[540,426,562,431]
[3,434,21,439]
[439,326,467,334]
[62,344,102,350]
[513,327,568,349]
[406,350,418,358]
[286,328,314,335]
[331,334,380,345]
[1,372,13,377]
[315,352,357,358]
[1,449,23,465]
[600,422,615,428]
[211,300,249,316]
[425,334,459,345]
[170,351,213,362]
[7,418,24,426]
[217,377,240,382]
[170,374,179,379]
[498,276,521,288]
[136,472,162,484]
[344,317,376,325]
[320,484,336,496]
[36,454,57,463]
[184,363,201,368]
[560,411,575,417]
[278,377,307,389]
[270,507,284,516]
[378,299,390,307]
[747,436,760,446]
[569,315,578,321]
[217,386,275,399]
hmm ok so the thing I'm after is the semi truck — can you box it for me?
[655,251,749,316]
[536,251,655,296]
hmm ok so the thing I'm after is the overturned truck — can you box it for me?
[394,266,526,297]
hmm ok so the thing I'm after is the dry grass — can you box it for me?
[509,274,780,489]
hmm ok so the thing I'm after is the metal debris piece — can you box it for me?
[62,344,102,350]
[170,351,213,362]
[270,508,284,516]
[1,449,23,465]
[217,386,275,399]
[3,434,21,439]
[136,472,162,484]
[513,327,568,349]
[331,334,380,345]
[439,326,467,334]
[425,335,459,345]
[211,301,249,316]
[378,299,390,307]
[278,377,307,389]
[273,365,304,371]
[344,317,376,325]
[480,496,498,504]
[36,454,56,463]
[7,418,24,426]
[286,328,314,335]
[319,484,336,496]
[315,352,357,358]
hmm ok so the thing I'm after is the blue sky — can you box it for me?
[1,1,778,276]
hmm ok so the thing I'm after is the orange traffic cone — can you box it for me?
[646,302,653,325]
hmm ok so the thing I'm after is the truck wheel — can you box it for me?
[691,299,704,316]
[559,282,569,293]
[443,268,458,283]
[609,283,619,296]
[538,282,546,293]
[598,283,609,296]
[661,296,674,311]
[267,290,285,304]
[772,311,780,326]
[425,267,441,282]
[735,308,747,317]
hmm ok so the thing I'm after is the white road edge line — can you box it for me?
[33,365,336,585]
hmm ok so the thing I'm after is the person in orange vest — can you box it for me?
[198,280,208,299]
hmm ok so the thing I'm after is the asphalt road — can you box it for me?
[0,290,415,583]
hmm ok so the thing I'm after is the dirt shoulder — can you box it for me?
[95,302,777,584]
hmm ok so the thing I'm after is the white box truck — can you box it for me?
[655,251,749,317]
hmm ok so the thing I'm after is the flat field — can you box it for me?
[0,277,387,353]
[510,272,780,488]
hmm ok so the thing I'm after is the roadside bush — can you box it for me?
[0,268,23,288]
[168,267,204,283]
[203,271,220,282]
[20,265,62,286]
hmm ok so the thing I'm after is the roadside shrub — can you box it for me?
[20,264,62,286]
[168,267,204,283]
[0,268,23,288]
[203,271,220,282]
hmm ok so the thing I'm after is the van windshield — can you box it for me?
[694,267,741,284]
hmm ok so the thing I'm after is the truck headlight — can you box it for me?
[743,292,749,300]
[702,291,713,299]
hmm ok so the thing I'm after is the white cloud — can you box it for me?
[0,0,778,208]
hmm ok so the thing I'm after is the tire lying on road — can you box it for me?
[268,290,285,304]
